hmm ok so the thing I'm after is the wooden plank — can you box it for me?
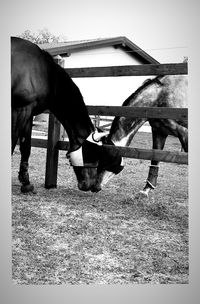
[29,137,187,164]
[56,140,188,165]
[102,146,188,164]
[56,141,70,151]
[31,138,47,148]
[43,107,188,121]
[99,122,112,129]
[45,113,61,189]
[66,63,187,78]
[97,118,113,122]
[87,106,188,120]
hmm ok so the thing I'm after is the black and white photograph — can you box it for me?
[0,0,199,303]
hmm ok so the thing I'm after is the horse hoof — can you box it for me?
[21,184,35,193]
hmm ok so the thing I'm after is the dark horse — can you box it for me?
[95,75,188,196]
[11,37,110,193]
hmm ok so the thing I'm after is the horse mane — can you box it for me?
[41,49,59,69]
[122,75,165,107]
[42,49,53,59]
[107,75,165,140]
[41,49,94,138]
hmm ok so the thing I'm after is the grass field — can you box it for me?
[12,132,188,284]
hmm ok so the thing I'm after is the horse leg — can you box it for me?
[177,125,188,152]
[12,110,20,154]
[139,129,167,197]
[18,117,35,193]
[12,132,19,155]
[160,119,188,152]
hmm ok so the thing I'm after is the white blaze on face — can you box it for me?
[99,157,124,189]
[113,117,147,147]
[100,171,116,188]
[113,135,131,147]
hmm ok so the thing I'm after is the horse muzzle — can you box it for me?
[78,182,92,192]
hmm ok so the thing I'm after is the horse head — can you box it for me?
[67,130,110,192]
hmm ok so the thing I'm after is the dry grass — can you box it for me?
[12,132,188,284]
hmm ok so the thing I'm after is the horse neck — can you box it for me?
[109,117,147,147]
[108,78,163,147]
[50,66,94,152]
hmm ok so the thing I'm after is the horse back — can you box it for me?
[158,75,188,108]
[11,37,54,109]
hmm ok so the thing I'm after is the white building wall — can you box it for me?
[63,46,151,132]
[64,46,140,68]
[62,46,152,106]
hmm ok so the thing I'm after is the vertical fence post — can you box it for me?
[45,113,61,188]
[45,55,65,189]
[93,115,100,128]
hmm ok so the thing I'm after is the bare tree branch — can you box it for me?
[17,28,67,44]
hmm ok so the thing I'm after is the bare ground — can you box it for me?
[12,132,188,284]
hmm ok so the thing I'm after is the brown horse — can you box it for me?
[94,75,188,196]
[12,37,110,193]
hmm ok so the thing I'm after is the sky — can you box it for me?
[1,0,199,106]
[1,0,198,63]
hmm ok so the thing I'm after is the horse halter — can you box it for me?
[68,130,108,168]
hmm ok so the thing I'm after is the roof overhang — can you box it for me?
[39,36,159,64]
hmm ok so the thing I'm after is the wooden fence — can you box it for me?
[30,62,188,188]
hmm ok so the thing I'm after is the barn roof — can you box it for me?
[38,36,159,64]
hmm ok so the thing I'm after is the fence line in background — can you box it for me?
[66,63,187,78]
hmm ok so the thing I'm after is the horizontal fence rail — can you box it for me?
[29,62,188,188]
[87,106,188,120]
[66,63,187,78]
[31,138,188,165]
[43,106,188,121]
[32,106,188,165]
